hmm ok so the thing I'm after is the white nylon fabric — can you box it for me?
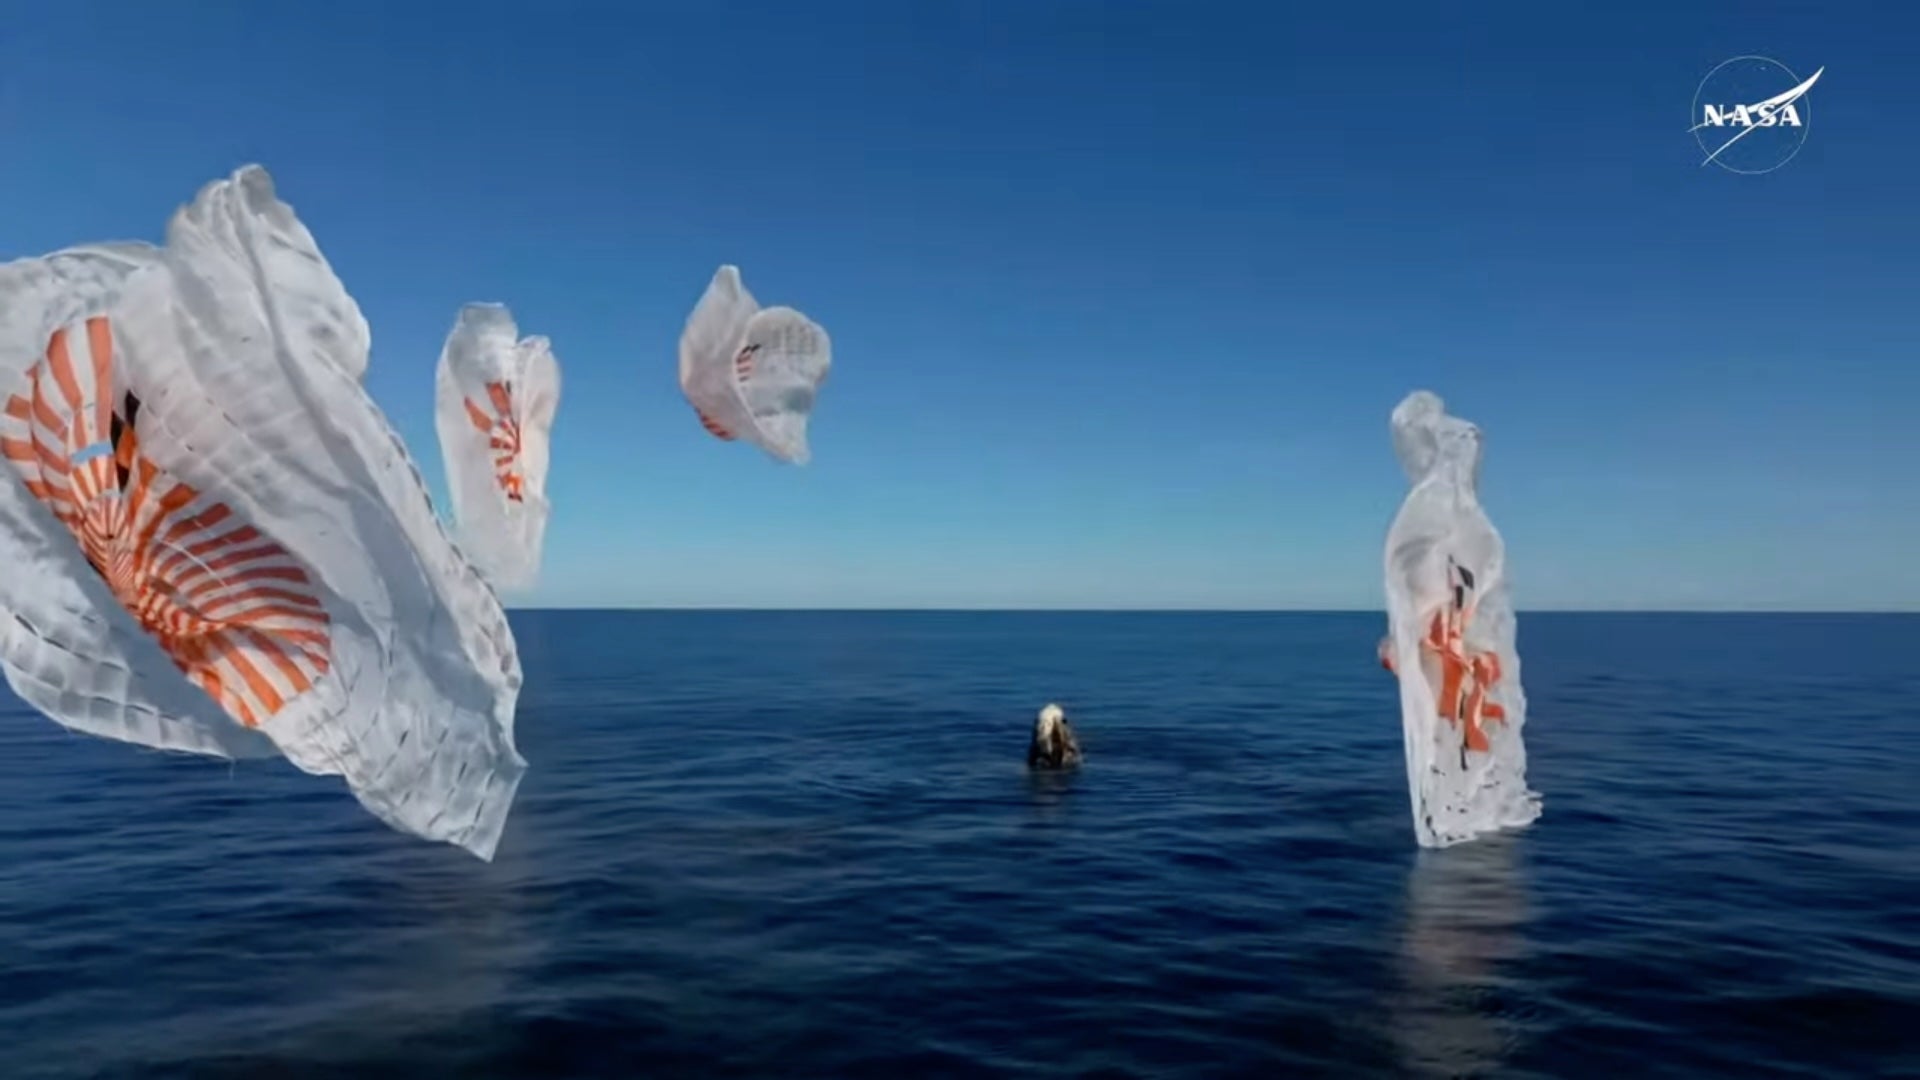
[167,165,371,383]
[0,242,279,760]
[678,265,831,464]
[0,165,526,860]
[1381,390,1542,848]
[434,303,559,591]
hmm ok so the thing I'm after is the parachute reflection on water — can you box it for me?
[1378,390,1542,848]
[0,166,526,860]
[678,264,831,464]
[434,303,559,591]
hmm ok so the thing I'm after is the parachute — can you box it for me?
[0,165,526,860]
[1379,390,1542,848]
[434,304,559,591]
[168,166,372,383]
[678,265,831,464]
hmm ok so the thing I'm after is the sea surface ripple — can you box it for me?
[1,611,1915,1078]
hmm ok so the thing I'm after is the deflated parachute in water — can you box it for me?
[434,304,559,591]
[0,165,526,860]
[678,264,831,464]
[1378,390,1541,848]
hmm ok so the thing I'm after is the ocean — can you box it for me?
[0,611,1915,1078]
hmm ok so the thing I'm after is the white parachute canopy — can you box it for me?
[678,264,831,464]
[434,304,559,591]
[168,165,372,383]
[1379,390,1542,848]
[0,165,526,860]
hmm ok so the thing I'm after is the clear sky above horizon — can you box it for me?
[2,1,1914,611]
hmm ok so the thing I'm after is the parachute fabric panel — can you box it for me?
[0,242,279,759]
[1380,390,1542,848]
[0,165,527,860]
[152,165,526,859]
[433,303,559,591]
[677,265,831,464]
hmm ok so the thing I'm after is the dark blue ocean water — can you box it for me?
[0,612,1915,1079]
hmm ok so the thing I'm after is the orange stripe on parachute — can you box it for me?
[462,381,527,502]
[1378,585,1507,755]
[87,317,113,462]
[697,410,734,440]
[46,327,85,424]
[486,381,513,419]
[0,316,333,730]
[1424,606,1504,753]
[691,343,761,443]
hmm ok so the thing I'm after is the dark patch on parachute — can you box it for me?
[111,391,142,492]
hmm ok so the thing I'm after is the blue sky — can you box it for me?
[1,1,1913,610]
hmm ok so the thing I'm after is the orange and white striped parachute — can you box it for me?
[678,265,831,464]
[434,304,559,591]
[1379,390,1541,848]
[0,165,526,860]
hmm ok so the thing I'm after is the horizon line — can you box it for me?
[498,605,1919,616]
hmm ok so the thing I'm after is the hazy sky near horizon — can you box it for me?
[1,1,1914,611]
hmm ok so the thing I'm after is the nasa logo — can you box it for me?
[1690,56,1823,175]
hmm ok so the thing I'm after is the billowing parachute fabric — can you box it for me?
[0,165,526,860]
[1379,390,1542,848]
[167,164,372,384]
[678,264,831,464]
[434,304,559,591]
